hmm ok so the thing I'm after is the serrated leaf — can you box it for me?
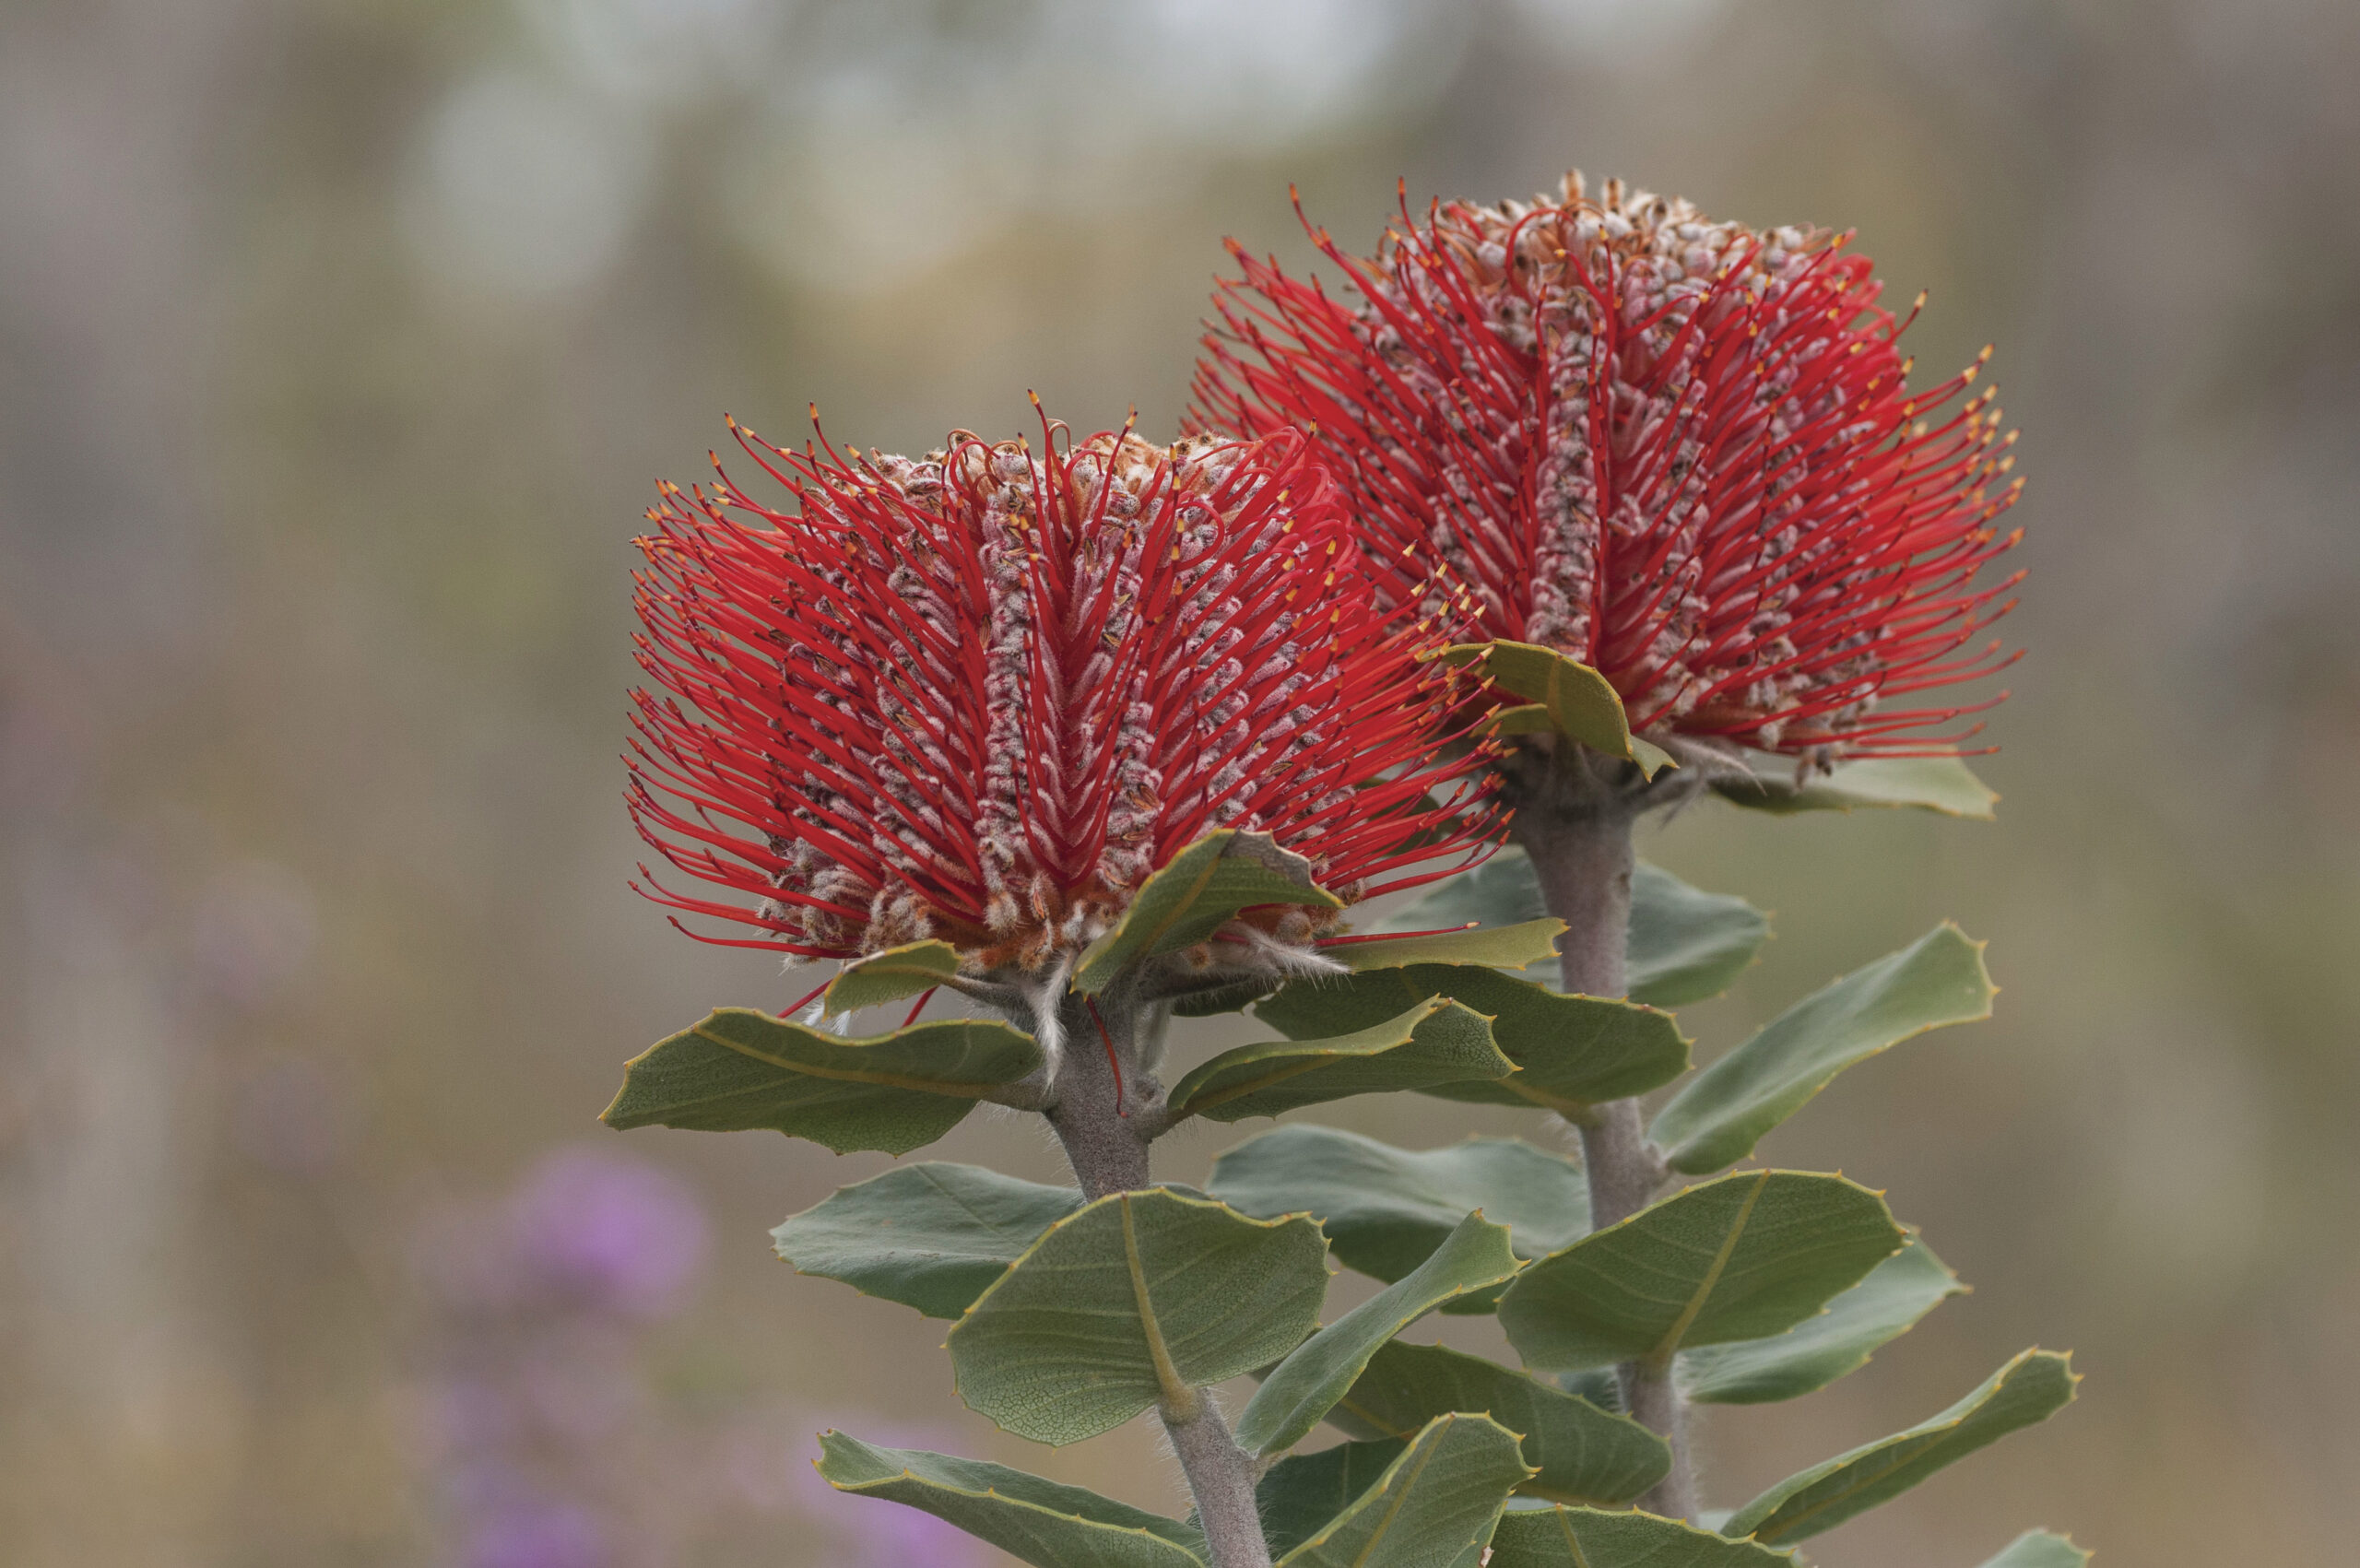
[1239,1213,1523,1456]
[1429,642,1674,776]
[1488,1505,1795,1567]
[1976,1530,2092,1568]
[822,939,962,1014]
[1257,966,1687,1114]
[601,1010,1043,1157]
[1206,1127,1587,1312]
[1726,1349,2080,1545]
[1682,1235,1964,1404]
[772,1162,1083,1319]
[1327,1341,1669,1506]
[1075,831,1342,993]
[947,1189,1328,1444]
[1651,925,1995,1174]
[1167,999,1513,1124]
[815,1431,1206,1567]
[1326,918,1565,973]
[1275,1413,1533,1568]
[1498,1171,1905,1372]
[1253,1439,1408,1558]
[1713,751,1998,819]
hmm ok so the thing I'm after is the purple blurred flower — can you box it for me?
[509,1147,708,1318]
[462,1498,610,1568]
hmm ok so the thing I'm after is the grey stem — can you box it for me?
[1038,988,1270,1567]
[1508,740,1693,1520]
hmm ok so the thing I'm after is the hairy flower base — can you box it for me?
[629,413,1496,967]
[1195,172,2026,760]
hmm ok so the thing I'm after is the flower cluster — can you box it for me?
[629,414,1494,969]
[1194,173,2025,759]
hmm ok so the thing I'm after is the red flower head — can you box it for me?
[1193,173,2026,760]
[628,411,1495,972]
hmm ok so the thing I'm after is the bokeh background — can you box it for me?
[6,0,2357,1562]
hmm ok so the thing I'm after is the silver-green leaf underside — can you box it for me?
[1498,1171,1905,1372]
[1275,1413,1534,1568]
[946,1189,1328,1444]
[1429,641,1675,776]
[1712,751,1998,819]
[601,1009,1042,1156]
[1207,1126,1588,1310]
[772,1162,1082,1319]
[1682,1234,1964,1404]
[1488,1505,1795,1567]
[823,939,962,1014]
[1075,831,1340,993]
[815,1431,1207,1568]
[1238,1212,1523,1456]
[1325,1341,1669,1506]
[1726,1349,2080,1545]
[1257,965,1688,1114]
[1975,1530,2093,1568]
[1651,924,1995,1174]
[1167,1000,1513,1123]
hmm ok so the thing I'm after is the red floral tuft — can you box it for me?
[1193,173,2027,759]
[628,411,1497,966]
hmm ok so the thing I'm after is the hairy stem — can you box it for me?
[1509,743,1693,1519]
[1040,990,1269,1567]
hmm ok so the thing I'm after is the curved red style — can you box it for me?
[1194,174,2026,759]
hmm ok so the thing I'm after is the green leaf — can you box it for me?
[1682,1234,1964,1404]
[946,1188,1328,1444]
[1488,1505,1794,1567]
[1726,1349,2080,1545]
[1626,864,1773,1008]
[1651,925,1995,1174]
[772,1162,1083,1320]
[600,1009,1043,1157]
[1239,1212,1523,1456]
[1327,918,1565,973]
[1976,1530,2092,1568]
[1257,966,1687,1114]
[1275,1413,1533,1568]
[1170,979,1280,1019]
[1430,642,1674,777]
[822,939,962,1014]
[1712,751,1998,819]
[1075,831,1342,993]
[1498,1171,1905,1372]
[1206,1127,1587,1311]
[1255,1439,1408,1559]
[1326,1341,1669,1506]
[815,1431,1207,1567]
[1167,1000,1514,1124]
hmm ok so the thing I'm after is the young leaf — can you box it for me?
[1257,966,1688,1114]
[772,1163,1083,1319]
[1725,1349,2080,1545]
[1427,642,1675,776]
[1497,1171,1905,1372]
[1207,1127,1588,1304]
[1487,1505,1795,1567]
[1326,1341,1670,1506]
[1075,830,1341,993]
[1274,1412,1533,1568]
[1327,918,1564,973]
[823,939,962,1014]
[1712,751,1998,819]
[600,1010,1043,1157]
[1255,1439,1408,1559]
[1682,1235,1964,1404]
[1625,864,1773,1007]
[1976,1530,2092,1568]
[947,1189,1328,1444]
[815,1431,1208,1568]
[1238,1212,1522,1456]
[1650,925,1995,1174]
[1166,999,1513,1124]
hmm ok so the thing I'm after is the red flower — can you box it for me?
[628,412,1495,968]
[1193,174,2026,759]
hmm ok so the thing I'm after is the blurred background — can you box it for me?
[5,0,2356,1562]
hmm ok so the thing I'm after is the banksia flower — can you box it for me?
[628,412,1494,971]
[1194,173,2025,760]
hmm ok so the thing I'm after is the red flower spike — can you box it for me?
[1192,173,2027,760]
[629,413,1500,966]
